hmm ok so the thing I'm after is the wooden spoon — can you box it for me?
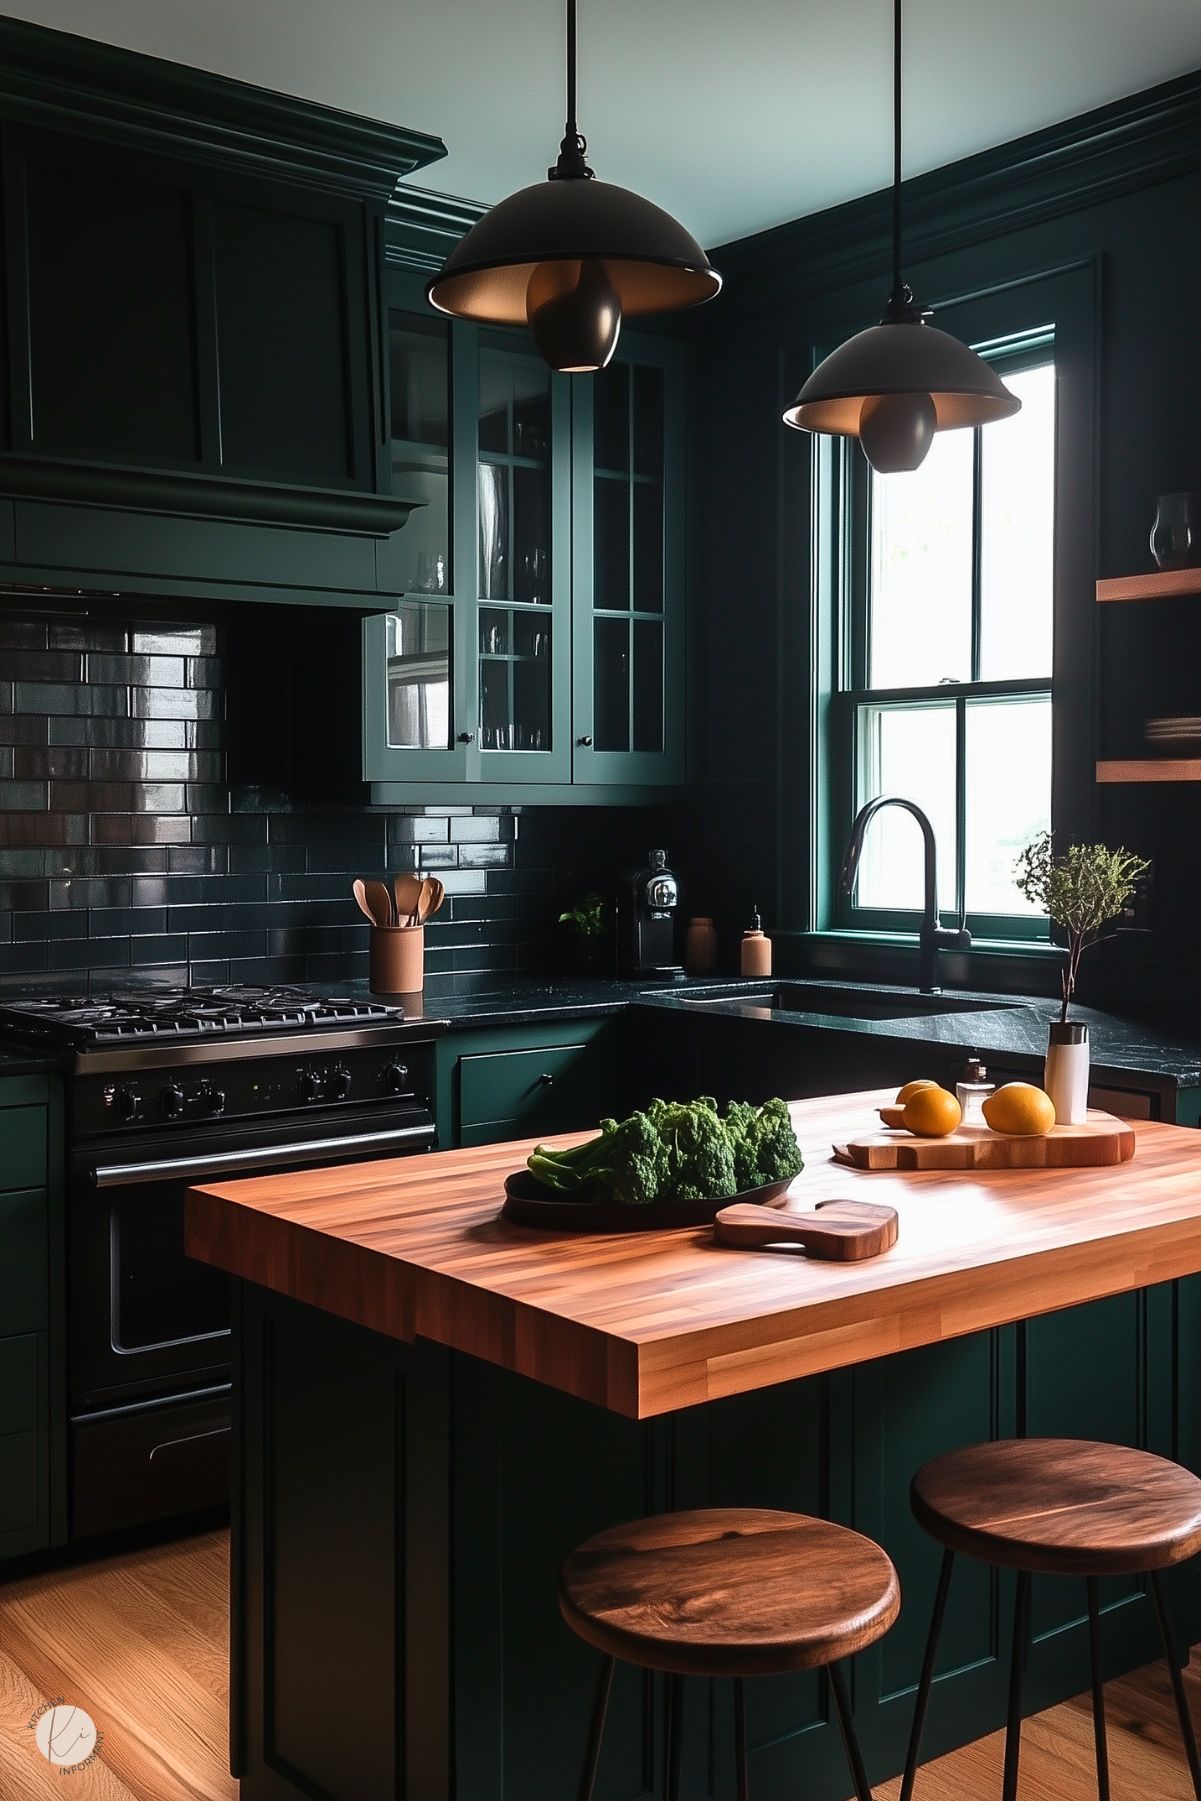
[393,872,423,927]
[352,879,379,926]
[416,876,445,924]
[362,878,395,929]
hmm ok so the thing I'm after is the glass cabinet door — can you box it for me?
[572,335,684,783]
[383,310,453,599]
[472,331,571,780]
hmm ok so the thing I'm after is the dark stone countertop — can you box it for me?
[0,1042,68,1077]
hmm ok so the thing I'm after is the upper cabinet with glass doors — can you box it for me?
[365,271,686,794]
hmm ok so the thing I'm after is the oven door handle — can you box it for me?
[90,1122,437,1188]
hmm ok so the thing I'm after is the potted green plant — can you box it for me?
[1014,832,1149,1122]
[559,892,609,977]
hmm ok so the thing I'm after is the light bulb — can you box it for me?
[859,391,937,472]
[526,260,621,372]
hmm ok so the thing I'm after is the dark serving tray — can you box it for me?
[499,1171,796,1232]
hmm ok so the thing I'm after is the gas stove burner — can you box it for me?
[0,983,402,1047]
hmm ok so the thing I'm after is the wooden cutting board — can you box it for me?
[833,1110,1135,1171]
[714,1198,899,1260]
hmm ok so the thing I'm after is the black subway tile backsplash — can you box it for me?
[0,604,668,994]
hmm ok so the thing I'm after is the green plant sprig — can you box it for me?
[1013,831,1149,1024]
[558,892,606,938]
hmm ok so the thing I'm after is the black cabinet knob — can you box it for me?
[457,731,474,743]
[538,1072,555,1087]
[298,1070,323,1103]
[576,735,593,746]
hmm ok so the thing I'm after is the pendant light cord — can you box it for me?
[891,0,903,303]
[552,0,592,178]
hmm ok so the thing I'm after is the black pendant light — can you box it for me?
[783,0,1020,471]
[428,0,721,372]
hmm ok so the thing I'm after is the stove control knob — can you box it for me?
[384,1063,409,1095]
[206,1087,227,1117]
[115,1087,139,1123]
[160,1084,185,1119]
[330,1069,352,1101]
[298,1070,324,1104]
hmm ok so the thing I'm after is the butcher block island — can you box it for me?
[185,1090,1201,1801]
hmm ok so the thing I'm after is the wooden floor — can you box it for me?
[0,1527,1199,1799]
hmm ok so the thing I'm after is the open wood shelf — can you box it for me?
[1096,569,1201,603]
[1096,758,1201,783]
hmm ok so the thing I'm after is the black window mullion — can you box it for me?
[970,426,984,684]
[954,692,968,923]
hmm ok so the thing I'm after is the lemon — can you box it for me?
[982,1083,1056,1136]
[896,1079,940,1104]
[878,1105,907,1128]
[901,1086,962,1137]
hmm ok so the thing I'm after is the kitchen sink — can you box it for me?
[673,983,1027,1022]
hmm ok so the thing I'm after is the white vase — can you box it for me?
[1044,1022,1090,1125]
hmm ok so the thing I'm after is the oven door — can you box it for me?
[68,1104,437,1412]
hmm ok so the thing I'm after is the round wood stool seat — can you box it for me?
[559,1505,899,1678]
[911,1437,1201,1576]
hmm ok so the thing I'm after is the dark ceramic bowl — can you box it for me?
[499,1171,795,1232]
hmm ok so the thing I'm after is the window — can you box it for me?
[829,343,1056,940]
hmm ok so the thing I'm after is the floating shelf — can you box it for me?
[1096,569,1201,603]
[1096,759,1201,783]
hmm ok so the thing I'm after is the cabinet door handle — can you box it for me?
[457,731,475,743]
[576,735,593,747]
[538,1072,555,1087]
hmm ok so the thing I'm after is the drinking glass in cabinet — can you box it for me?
[385,604,452,751]
[478,338,552,605]
[478,612,552,754]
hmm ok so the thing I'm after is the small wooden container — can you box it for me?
[369,924,424,994]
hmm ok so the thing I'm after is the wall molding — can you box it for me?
[706,68,1201,318]
[0,16,446,202]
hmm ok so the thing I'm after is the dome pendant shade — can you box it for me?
[428,175,720,330]
[527,259,621,372]
[783,316,1022,450]
[858,390,937,473]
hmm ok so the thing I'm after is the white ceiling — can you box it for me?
[5,0,1201,246]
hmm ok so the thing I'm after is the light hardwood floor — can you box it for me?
[0,1527,1198,1799]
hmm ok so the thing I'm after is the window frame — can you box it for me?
[787,259,1101,969]
[830,334,1056,943]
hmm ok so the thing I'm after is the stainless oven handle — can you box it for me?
[90,1122,437,1188]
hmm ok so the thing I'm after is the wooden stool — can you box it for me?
[901,1438,1201,1801]
[559,1506,900,1801]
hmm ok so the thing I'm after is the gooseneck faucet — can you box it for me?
[838,796,971,994]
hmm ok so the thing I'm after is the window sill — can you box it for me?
[779,929,1062,960]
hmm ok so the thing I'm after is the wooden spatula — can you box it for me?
[714,1198,898,1261]
[393,872,423,926]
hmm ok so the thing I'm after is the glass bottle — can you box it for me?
[956,1057,995,1126]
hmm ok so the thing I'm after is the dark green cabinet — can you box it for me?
[0,121,405,534]
[0,1071,61,1561]
[435,1020,617,1149]
[365,273,687,796]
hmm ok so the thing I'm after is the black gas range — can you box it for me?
[0,984,441,1541]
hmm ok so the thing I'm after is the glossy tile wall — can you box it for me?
[0,606,667,994]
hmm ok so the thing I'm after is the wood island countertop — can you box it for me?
[184,1091,1201,1418]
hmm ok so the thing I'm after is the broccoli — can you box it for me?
[527,1094,801,1207]
[723,1097,804,1189]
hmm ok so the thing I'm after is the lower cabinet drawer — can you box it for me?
[0,1332,48,1557]
[0,1104,47,1192]
[0,1187,49,1334]
[459,1042,602,1144]
[71,1392,231,1539]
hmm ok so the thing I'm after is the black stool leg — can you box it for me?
[828,1661,874,1801]
[577,1656,615,1801]
[665,1673,683,1801]
[733,1677,749,1801]
[1001,1571,1031,1801]
[900,1547,955,1801]
[1151,1571,1201,1801]
[1086,1578,1111,1801]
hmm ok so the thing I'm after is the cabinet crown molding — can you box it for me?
[0,15,446,202]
